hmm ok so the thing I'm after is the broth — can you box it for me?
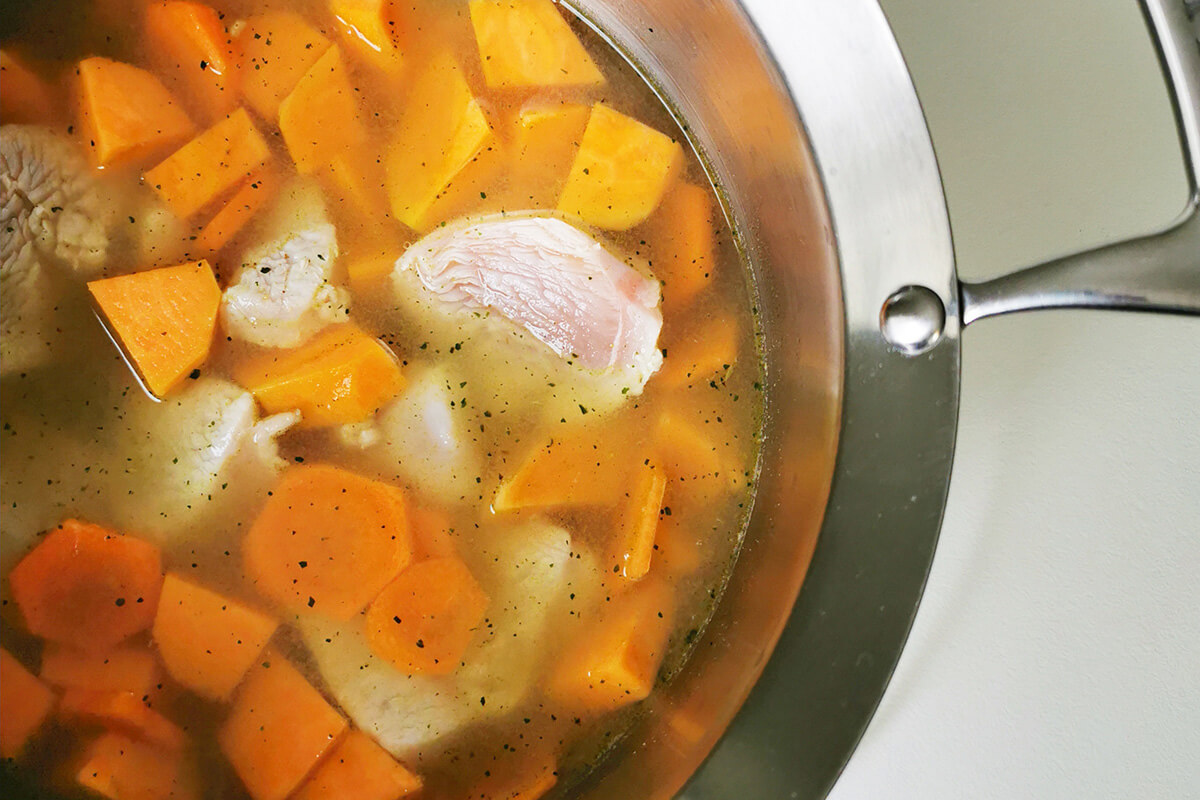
[0,1,763,798]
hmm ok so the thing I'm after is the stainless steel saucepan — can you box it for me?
[560,0,1200,797]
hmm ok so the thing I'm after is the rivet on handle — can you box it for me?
[880,285,946,355]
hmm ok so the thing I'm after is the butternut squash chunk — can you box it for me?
[644,182,717,311]
[40,643,159,696]
[0,50,59,125]
[329,0,404,77]
[236,11,332,120]
[279,45,366,174]
[469,0,604,89]
[88,261,221,398]
[557,103,683,230]
[192,169,278,256]
[144,1,240,121]
[145,108,271,219]
[509,102,590,207]
[0,649,55,759]
[292,729,422,800]
[493,430,633,511]
[76,732,198,800]
[658,312,738,388]
[58,689,187,751]
[76,56,195,168]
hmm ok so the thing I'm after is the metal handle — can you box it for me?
[958,0,1200,326]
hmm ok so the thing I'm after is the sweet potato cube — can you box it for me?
[466,749,558,800]
[76,732,198,800]
[329,0,404,76]
[59,689,187,751]
[88,261,221,397]
[548,578,674,712]
[657,312,738,388]
[1,50,59,125]
[608,461,667,581]
[218,656,347,800]
[232,324,404,428]
[292,729,422,800]
[279,45,367,174]
[408,504,458,561]
[644,182,717,310]
[653,410,742,504]
[151,573,278,701]
[493,430,633,511]
[145,108,271,219]
[469,0,604,89]
[144,1,240,121]
[192,169,278,256]
[385,53,497,231]
[76,56,195,168]
[40,643,159,696]
[509,102,590,207]
[0,649,55,759]
[558,103,683,230]
[652,514,703,578]
[236,11,332,120]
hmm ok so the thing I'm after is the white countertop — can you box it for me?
[752,0,1200,797]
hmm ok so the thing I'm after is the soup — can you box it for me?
[0,1,763,797]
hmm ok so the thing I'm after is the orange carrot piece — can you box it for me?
[40,643,160,696]
[151,573,278,701]
[244,465,413,619]
[9,520,163,653]
[608,461,667,582]
[144,1,239,122]
[88,260,221,398]
[329,0,404,77]
[653,410,742,500]
[218,655,347,800]
[236,11,332,121]
[0,649,56,759]
[408,504,458,561]
[0,50,59,125]
[547,578,674,712]
[365,556,489,675]
[76,731,198,800]
[232,324,404,429]
[59,689,186,751]
[279,45,367,174]
[508,102,590,208]
[644,182,717,311]
[658,313,738,388]
[75,56,195,169]
[493,430,633,512]
[345,244,402,294]
[146,108,271,219]
[192,169,277,256]
[291,729,422,800]
[466,749,558,800]
[652,514,703,578]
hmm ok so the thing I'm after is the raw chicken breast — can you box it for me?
[221,178,349,348]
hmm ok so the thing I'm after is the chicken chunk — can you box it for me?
[221,178,349,348]
[1,125,112,374]
[301,520,600,766]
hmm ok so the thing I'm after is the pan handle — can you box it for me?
[947,0,1200,330]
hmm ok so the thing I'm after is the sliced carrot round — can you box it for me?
[9,520,163,653]
[244,465,413,619]
[365,556,489,675]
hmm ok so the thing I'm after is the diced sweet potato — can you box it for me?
[643,182,717,311]
[466,749,558,800]
[59,689,186,751]
[40,643,159,696]
[508,102,590,207]
[557,103,683,230]
[385,52,497,231]
[236,11,332,121]
[291,729,422,800]
[493,430,633,511]
[652,409,743,505]
[151,573,278,701]
[144,1,240,121]
[279,45,367,174]
[0,649,56,759]
[75,56,195,169]
[1,50,59,125]
[145,108,271,219]
[652,514,703,578]
[608,461,667,582]
[408,504,458,561]
[88,261,221,397]
[232,324,404,429]
[76,732,198,800]
[657,312,738,388]
[218,655,347,800]
[329,0,404,76]
[469,0,604,89]
[192,169,278,256]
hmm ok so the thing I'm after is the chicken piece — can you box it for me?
[221,178,349,348]
[1,125,113,374]
[338,364,484,504]
[301,520,600,766]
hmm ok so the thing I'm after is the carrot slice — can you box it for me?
[76,731,198,800]
[40,643,159,696]
[644,182,717,311]
[236,11,332,121]
[0,649,56,759]
[59,689,186,751]
[75,56,195,169]
[145,107,271,219]
[291,729,422,800]
[0,50,59,125]
[244,465,413,619]
[151,573,278,701]
[658,313,738,388]
[9,520,163,653]
[192,169,278,256]
[607,461,667,582]
[467,749,558,800]
[88,260,221,398]
[652,514,703,579]
[218,654,347,800]
[493,429,633,511]
[652,409,743,505]
[279,45,367,174]
[328,0,405,77]
[547,577,674,712]
[408,504,458,562]
[232,324,404,429]
[365,556,489,675]
[144,1,239,122]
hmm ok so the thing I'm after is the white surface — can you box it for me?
[756,0,1200,797]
